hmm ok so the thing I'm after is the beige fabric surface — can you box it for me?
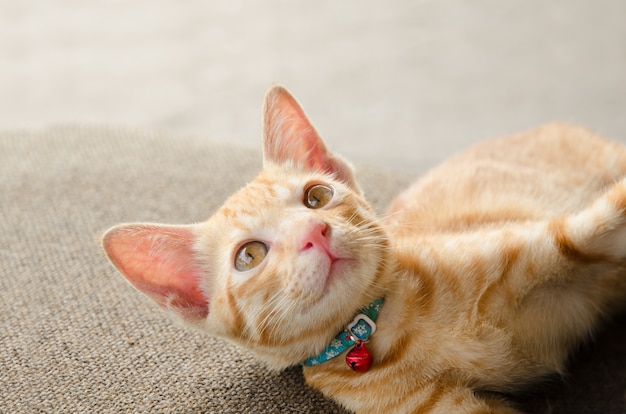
[1,126,624,413]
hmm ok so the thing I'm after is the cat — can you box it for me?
[102,86,626,413]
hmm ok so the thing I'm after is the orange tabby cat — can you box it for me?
[103,86,626,413]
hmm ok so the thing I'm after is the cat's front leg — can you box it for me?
[447,390,523,414]
[405,387,523,414]
[390,386,523,414]
[307,368,522,414]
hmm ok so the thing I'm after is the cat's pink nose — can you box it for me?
[300,221,332,254]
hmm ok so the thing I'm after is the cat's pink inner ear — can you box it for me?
[102,224,209,320]
[262,87,338,172]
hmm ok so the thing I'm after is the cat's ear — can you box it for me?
[102,224,209,321]
[262,86,357,186]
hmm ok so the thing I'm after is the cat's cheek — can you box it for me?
[230,268,261,285]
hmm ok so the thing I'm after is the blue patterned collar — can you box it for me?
[302,297,385,368]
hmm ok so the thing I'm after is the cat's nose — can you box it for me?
[299,221,332,253]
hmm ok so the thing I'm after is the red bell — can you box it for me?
[345,341,373,372]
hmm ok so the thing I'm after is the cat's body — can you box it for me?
[306,125,626,412]
[103,87,626,413]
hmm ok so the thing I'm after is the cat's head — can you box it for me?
[102,86,390,368]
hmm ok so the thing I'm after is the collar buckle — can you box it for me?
[346,313,376,341]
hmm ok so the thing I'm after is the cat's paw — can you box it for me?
[552,177,626,262]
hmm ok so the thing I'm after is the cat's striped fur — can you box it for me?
[103,87,626,413]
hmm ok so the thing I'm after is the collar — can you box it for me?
[302,297,384,370]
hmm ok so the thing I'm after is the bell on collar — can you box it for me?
[345,341,373,372]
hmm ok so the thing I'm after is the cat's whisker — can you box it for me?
[371,209,442,231]
[257,291,291,341]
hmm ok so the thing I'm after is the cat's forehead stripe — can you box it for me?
[272,183,293,201]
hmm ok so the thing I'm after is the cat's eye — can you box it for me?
[304,184,334,209]
[235,241,268,271]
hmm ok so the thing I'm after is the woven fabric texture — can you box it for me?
[1,126,624,413]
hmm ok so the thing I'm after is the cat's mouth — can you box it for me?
[322,251,357,292]
[296,254,357,317]
[290,226,362,309]
[295,250,354,302]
